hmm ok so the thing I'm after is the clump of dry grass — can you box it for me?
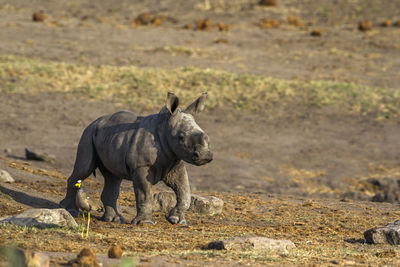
[0,55,399,118]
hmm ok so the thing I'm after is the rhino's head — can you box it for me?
[162,92,213,166]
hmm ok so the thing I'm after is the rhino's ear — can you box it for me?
[165,92,180,115]
[185,92,207,116]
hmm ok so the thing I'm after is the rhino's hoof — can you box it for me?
[102,206,125,223]
[167,215,179,224]
[142,220,156,225]
[131,216,155,225]
[168,215,188,225]
[179,219,187,226]
[103,214,125,223]
[167,214,187,225]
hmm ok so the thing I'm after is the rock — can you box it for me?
[151,15,167,26]
[208,236,295,254]
[196,18,211,30]
[214,23,229,32]
[260,19,279,29]
[288,16,305,27]
[133,13,153,26]
[183,23,192,30]
[25,250,50,267]
[32,12,46,22]
[311,30,322,37]
[25,148,56,163]
[4,148,12,154]
[358,20,372,31]
[214,38,228,44]
[152,17,163,26]
[0,170,15,183]
[381,20,392,27]
[0,208,78,228]
[259,0,277,6]
[108,244,123,259]
[153,192,223,215]
[369,178,400,204]
[78,248,96,258]
[190,194,224,215]
[364,220,400,244]
[0,247,49,267]
[69,248,100,267]
[132,13,168,27]
[72,256,100,267]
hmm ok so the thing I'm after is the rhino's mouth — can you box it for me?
[192,158,213,166]
[190,151,213,166]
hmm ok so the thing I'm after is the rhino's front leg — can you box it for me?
[131,167,155,225]
[164,162,191,225]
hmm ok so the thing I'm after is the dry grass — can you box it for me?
[1,189,400,266]
[1,159,400,265]
[0,55,399,118]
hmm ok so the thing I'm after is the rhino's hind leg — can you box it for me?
[60,171,96,214]
[99,167,124,223]
[60,126,96,214]
[60,166,95,215]
[163,162,191,226]
[131,167,155,225]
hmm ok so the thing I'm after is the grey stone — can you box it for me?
[190,194,224,215]
[1,247,49,267]
[0,208,78,228]
[364,220,400,244]
[25,148,56,163]
[153,191,223,215]
[24,250,50,267]
[369,178,400,204]
[208,236,296,254]
[0,170,14,183]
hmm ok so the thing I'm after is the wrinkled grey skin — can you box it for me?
[60,92,212,225]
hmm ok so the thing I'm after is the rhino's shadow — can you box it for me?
[0,185,59,209]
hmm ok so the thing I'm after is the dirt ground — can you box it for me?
[0,0,400,266]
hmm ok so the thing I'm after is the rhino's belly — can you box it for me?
[94,131,132,178]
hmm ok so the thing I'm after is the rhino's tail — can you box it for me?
[91,141,101,178]
[68,123,100,185]
[61,122,101,209]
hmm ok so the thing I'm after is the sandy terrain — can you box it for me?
[0,0,400,266]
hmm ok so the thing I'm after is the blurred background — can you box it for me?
[0,0,400,204]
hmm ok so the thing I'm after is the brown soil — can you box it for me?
[0,0,400,266]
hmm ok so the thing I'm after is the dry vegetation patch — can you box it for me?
[260,19,280,29]
[1,56,399,118]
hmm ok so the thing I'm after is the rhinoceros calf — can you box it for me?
[60,92,212,225]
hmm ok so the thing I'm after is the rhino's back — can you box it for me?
[97,110,141,127]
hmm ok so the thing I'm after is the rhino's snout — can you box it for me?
[192,150,213,166]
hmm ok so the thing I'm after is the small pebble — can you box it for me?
[108,245,122,259]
